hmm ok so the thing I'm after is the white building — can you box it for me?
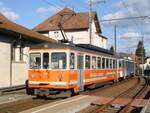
[0,14,55,88]
[143,57,150,70]
[33,8,107,48]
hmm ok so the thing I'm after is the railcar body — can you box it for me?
[26,43,134,97]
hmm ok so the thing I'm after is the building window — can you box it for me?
[11,39,27,63]
[12,47,15,61]
[20,47,23,61]
[85,55,91,69]
[54,31,59,38]
[11,45,25,62]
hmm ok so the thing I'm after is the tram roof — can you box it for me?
[30,42,115,57]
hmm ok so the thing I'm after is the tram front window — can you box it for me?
[51,52,66,69]
[30,53,41,69]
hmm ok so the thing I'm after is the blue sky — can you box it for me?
[0,0,150,55]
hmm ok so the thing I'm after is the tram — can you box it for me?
[26,43,134,97]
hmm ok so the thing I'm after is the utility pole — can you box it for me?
[114,24,118,81]
[141,36,144,76]
[89,0,92,45]
[134,54,136,76]
[88,0,105,46]
[114,25,117,53]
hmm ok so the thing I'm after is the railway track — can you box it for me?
[77,77,149,113]
[119,85,149,113]
[0,97,61,113]
[0,77,139,113]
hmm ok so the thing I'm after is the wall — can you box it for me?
[12,47,29,86]
[12,62,28,86]
[0,35,30,88]
[142,58,150,70]
[0,40,11,88]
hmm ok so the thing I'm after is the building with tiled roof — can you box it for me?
[33,8,107,48]
[0,13,55,89]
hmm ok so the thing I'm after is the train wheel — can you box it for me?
[52,90,73,98]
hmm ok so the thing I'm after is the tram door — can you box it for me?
[77,54,84,91]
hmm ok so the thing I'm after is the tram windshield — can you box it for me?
[51,52,66,69]
[30,53,41,69]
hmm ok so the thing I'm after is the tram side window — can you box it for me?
[85,55,91,69]
[30,53,41,69]
[122,60,125,68]
[110,59,112,69]
[43,53,49,69]
[102,58,105,69]
[106,58,109,69]
[119,60,122,68]
[70,53,75,69]
[113,60,116,69]
[92,56,96,69]
[97,57,101,69]
[51,52,66,69]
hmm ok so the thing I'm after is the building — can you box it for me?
[0,14,56,88]
[33,8,107,48]
[143,57,150,70]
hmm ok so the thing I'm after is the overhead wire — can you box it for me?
[42,0,63,11]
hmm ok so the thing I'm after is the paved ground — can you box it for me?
[0,89,30,104]
[20,95,99,113]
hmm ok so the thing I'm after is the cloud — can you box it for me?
[119,32,142,39]
[0,2,19,21]
[117,32,142,53]
[36,6,63,14]
[86,0,105,4]
[102,0,150,27]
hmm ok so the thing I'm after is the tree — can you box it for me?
[135,41,146,64]
[110,46,115,54]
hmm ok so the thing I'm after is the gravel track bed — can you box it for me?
[77,77,145,113]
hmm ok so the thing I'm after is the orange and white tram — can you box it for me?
[26,43,134,97]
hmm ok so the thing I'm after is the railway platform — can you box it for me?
[141,99,150,113]
[20,95,99,113]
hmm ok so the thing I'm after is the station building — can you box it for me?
[0,14,56,88]
[33,8,107,49]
